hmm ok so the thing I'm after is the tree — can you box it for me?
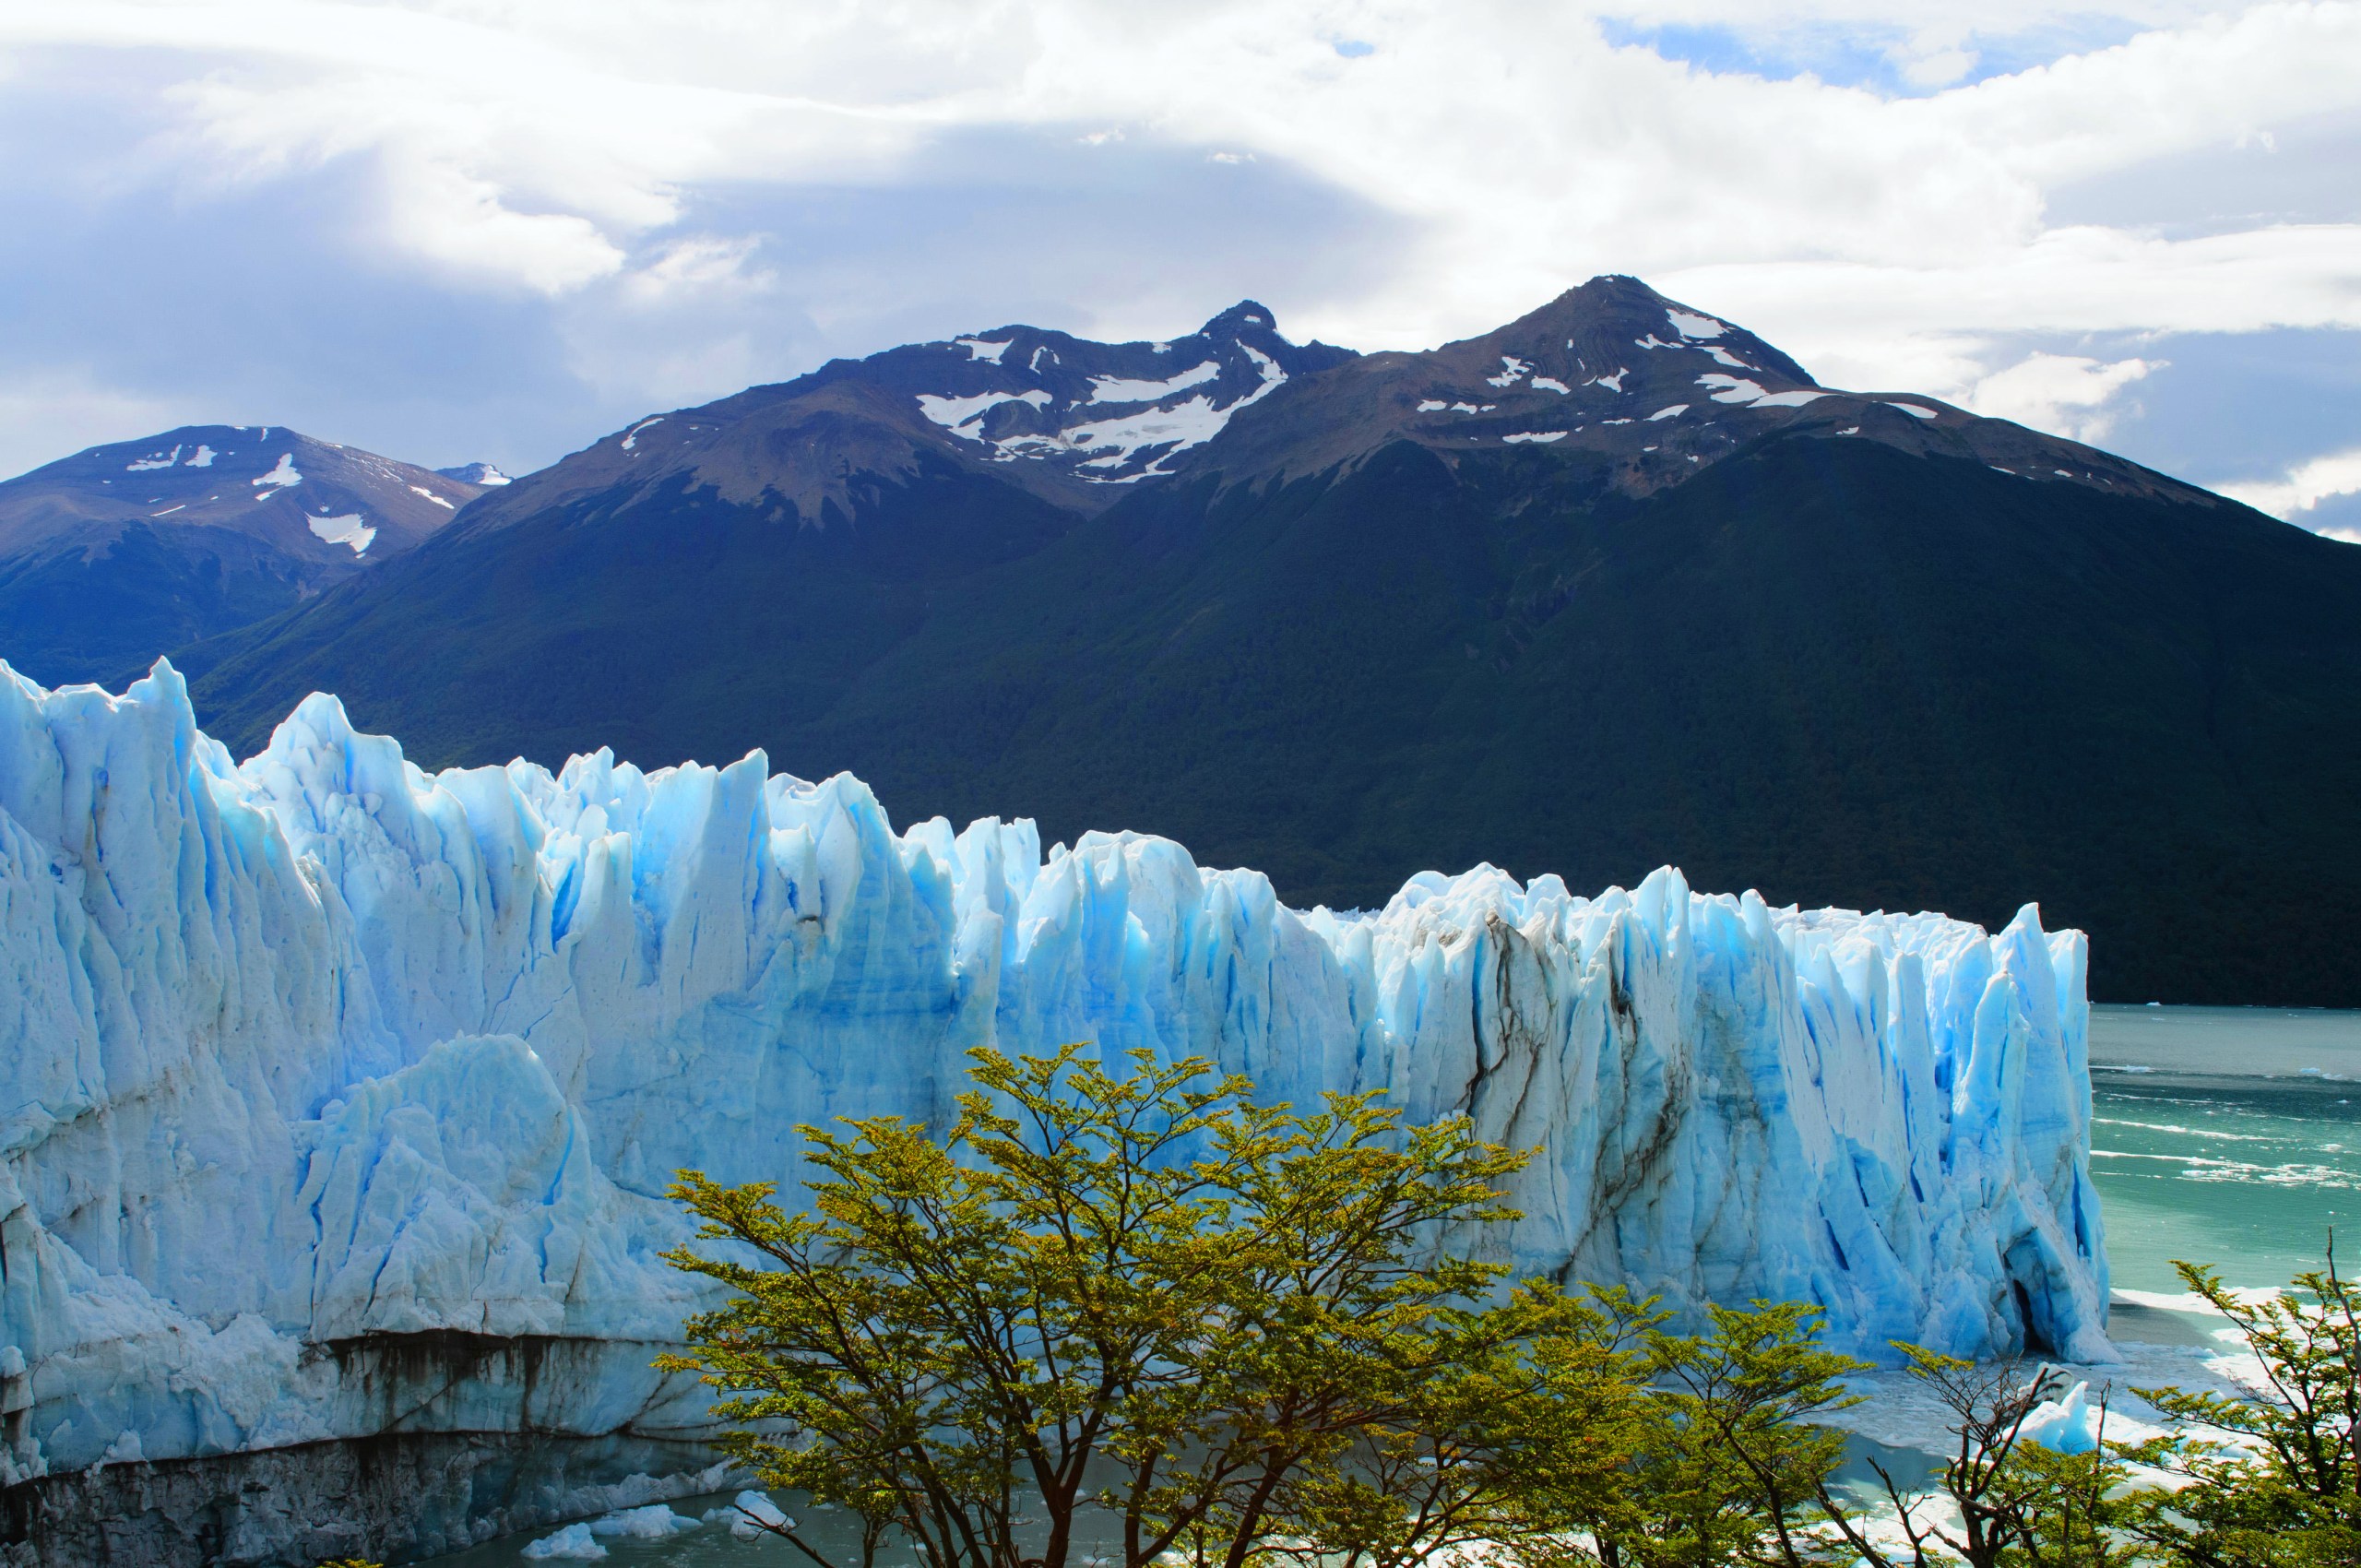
[2116,1246,2361,1568]
[1579,1299,1868,1568]
[1852,1352,2132,1568]
[659,1045,1644,1568]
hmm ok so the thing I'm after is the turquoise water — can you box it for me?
[419,1005,2361,1564]
[2087,1004,2361,1307]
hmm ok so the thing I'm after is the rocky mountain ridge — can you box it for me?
[0,425,481,684]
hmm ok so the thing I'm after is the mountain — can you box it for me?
[435,460,514,486]
[174,279,2361,1005]
[0,425,481,685]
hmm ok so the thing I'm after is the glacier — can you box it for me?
[0,660,2107,1562]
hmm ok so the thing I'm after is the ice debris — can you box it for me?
[522,1522,608,1561]
[2020,1381,2100,1454]
[590,1503,699,1538]
[730,1490,793,1538]
[0,659,2111,1495]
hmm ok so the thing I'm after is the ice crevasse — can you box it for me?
[0,659,2108,1487]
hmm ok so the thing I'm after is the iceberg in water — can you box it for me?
[0,660,2108,1528]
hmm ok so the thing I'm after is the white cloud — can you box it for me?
[0,371,183,480]
[1964,351,2157,442]
[6,2,2358,341]
[2215,448,2361,532]
[1,1,2358,481]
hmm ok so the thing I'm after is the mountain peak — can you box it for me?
[1198,299,1281,337]
[0,423,483,685]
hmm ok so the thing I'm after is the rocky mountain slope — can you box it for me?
[175,279,2361,1004]
[0,426,485,684]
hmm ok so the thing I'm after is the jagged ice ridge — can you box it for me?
[0,660,2108,1491]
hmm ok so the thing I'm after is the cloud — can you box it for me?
[0,0,2356,490]
[2215,448,2361,532]
[1965,351,2157,442]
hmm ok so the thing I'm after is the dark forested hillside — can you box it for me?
[167,280,2361,1005]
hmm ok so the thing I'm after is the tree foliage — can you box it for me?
[661,1045,1643,1568]
[661,1049,2359,1568]
[2115,1251,2361,1567]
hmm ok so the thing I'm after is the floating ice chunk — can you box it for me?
[1648,404,1688,421]
[1502,431,1568,444]
[918,390,1055,442]
[250,453,303,492]
[1087,362,1219,405]
[590,1504,698,1538]
[522,1523,608,1561]
[730,1490,792,1539]
[307,514,375,553]
[1667,309,1726,339]
[184,445,217,468]
[955,338,1013,363]
[1885,402,1940,420]
[409,485,456,509]
[619,418,663,451]
[1486,356,1532,387]
[126,445,183,471]
[1530,376,1572,394]
[2020,1383,2098,1454]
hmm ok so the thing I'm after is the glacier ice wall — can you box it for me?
[0,660,2107,1488]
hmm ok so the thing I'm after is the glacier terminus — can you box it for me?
[0,660,2107,1562]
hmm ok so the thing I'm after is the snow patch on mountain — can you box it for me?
[305,513,375,552]
[252,453,303,492]
[918,388,1055,440]
[1087,362,1221,405]
[1698,374,1832,410]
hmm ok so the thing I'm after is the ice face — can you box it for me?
[0,659,2110,1489]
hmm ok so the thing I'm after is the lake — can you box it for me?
[2087,1004,2361,1319]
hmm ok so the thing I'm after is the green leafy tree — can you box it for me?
[2116,1247,2361,1567]
[660,1045,1643,1568]
[1583,1300,1868,1568]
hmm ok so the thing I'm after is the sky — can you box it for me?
[1,1,2357,540]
